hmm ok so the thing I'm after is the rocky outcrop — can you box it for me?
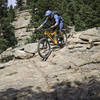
[0,28,100,100]
[0,48,14,63]
[13,10,33,46]
[22,0,27,6]
[0,45,100,100]
[14,43,38,59]
[68,28,100,50]
[14,50,34,59]
[0,43,37,63]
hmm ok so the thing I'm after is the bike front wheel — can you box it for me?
[38,38,51,59]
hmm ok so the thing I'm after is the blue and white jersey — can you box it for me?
[42,14,63,26]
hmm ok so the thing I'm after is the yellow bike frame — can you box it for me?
[44,31,58,44]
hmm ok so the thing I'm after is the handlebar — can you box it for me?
[36,28,52,32]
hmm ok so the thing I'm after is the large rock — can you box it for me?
[80,27,99,36]
[79,28,100,42]
[0,48,14,63]
[67,38,88,44]
[14,43,38,54]
[0,43,38,61]
[23,43,38,53]
[13,10,32,46]
[67,27,100,50]
[13,43,38,59]
[14,11,31,29]
[79,34,100,42]
[68,44,87,49]
[14,50,33,59]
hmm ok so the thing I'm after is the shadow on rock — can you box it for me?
[0,78,100,100]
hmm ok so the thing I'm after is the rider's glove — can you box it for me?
[37,25,43,30]
[50,26,54,29]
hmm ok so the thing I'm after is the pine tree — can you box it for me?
[25,0,100,42]
[8,5,15,22]
[0,0,17,53]
[16,0,23,7]
[74,0,100,31]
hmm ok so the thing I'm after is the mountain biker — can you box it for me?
[37,10,64,40]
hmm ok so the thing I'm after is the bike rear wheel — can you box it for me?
[38,38,51,59]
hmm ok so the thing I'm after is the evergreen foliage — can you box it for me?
[0,0,17,53]
[16,0,23,8]
[26,0,99,42]
[74,0,100,31]
[26,0,100,31]
[16,0,28,10]
[1,0,100,49]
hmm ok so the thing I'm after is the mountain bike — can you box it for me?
[37,28,67,59]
